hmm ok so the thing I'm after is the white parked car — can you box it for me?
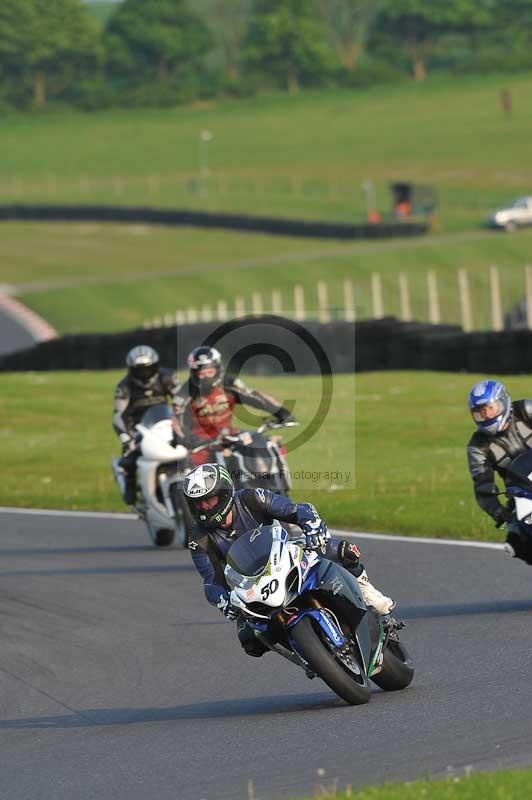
[488,196,532,231]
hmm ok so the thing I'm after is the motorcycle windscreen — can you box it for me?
[226,525,275,582]
[505,450,532,489]
[140,404,172,429]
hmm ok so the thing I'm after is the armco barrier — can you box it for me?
[5,316,532,375]
[0,204,427,239]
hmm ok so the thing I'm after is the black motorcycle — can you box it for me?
[503,450,532,564]
[192,419,297,495]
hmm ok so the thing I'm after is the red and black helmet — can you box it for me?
[183,463,234,529]
[187,346,222,390]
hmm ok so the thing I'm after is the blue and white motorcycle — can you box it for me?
[225,523,414,705]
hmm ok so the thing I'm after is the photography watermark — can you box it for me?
[183,313,356,492]
[227,469,353,485]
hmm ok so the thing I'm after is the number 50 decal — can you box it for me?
[261,579,279,601]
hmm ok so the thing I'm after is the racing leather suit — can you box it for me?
[173,375,292,464]
[467,400,532,524]
[113,368,180,500]
[188,487,363,656]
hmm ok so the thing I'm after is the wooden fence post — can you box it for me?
[490,265,503,332]
[371,273,384,319]
[201,305,213,322]
[317,281,330,323]
[343,279,355,321]
[234,296,245,318]
[294,285,305,320]
[252,292,263,316]
[427,270,440,325]
[458,269,473,332]
[398,273,412,321]
[175,309,185,325]
[271,289,282,316]
[217,300,228,321]
[525,265,532,330]
[186,307,198,324]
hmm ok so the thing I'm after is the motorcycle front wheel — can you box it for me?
[290,615,370,705]
[371,638,414,691]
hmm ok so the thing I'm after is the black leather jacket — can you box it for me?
[112,367,180,438]
[467,400,532,522]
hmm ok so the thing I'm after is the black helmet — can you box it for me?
[187,346,222,390]
[184,463,234,529]
[126,345,160,388]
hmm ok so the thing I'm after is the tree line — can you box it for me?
[1,0,530,110]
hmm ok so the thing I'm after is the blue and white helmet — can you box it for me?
[468,380,511,435]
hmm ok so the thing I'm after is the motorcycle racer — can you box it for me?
[173,346,294,464]
[113,345,180,505]
[467,378,532,562]
[183,463,395,657]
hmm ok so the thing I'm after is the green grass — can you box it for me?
[0,369,521,542]
[295,769,532,799]
[1,73,532,232]
[5,221,532,334]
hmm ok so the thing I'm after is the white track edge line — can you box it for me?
[0,507,505,550]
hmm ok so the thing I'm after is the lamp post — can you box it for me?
[361,180,376,220]
[198,129,213,195]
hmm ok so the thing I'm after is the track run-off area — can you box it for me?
[1,508,532,800]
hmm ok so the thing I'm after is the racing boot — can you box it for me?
[356,570,395,616]
[124,474,136,506]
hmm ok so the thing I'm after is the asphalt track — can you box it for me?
[0,307,36,356]
[2,509,532,800]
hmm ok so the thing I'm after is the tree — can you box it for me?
[243,0,336,93]
[199,0,252,81]
[315,0,381,71]
[105,0,212,85]
[0,0,101,107]
[375,0,495,81]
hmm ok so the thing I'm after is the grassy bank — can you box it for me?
[4,222,532,334]
[295,769,532,799]
[1,73,532,232]
[3,369,527,541]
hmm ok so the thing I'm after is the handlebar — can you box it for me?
[256,419,299,434]
[189,420,299,453]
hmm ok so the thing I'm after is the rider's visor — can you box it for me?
[199,495,219,511]
[471,400,503,422]
[196,366,217,379]
[131,364,158,382]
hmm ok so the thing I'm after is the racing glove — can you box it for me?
[216,593,239,621]
[301,517,330,550]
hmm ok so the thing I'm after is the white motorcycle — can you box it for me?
[112,404,191,548]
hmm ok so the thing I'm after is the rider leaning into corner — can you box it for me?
[183,463,395,658]
[113,345,180,505]
[172,346,294,465]
[467,378,532,563]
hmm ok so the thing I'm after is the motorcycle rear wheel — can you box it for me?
[290,615,370,705]
[371,638,414,691]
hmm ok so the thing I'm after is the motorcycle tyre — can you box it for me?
[154,528,175,547]
[290,615,370,706]
[371,638,414,692]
